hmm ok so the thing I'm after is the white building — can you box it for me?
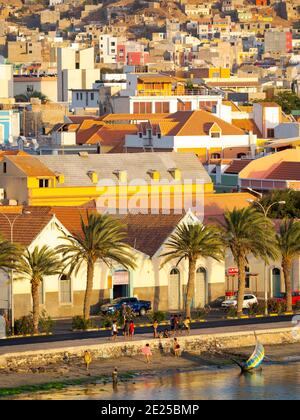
[0,64,14,100]
[57,46,101,103]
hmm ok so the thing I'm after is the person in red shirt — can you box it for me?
[129,320,135,340]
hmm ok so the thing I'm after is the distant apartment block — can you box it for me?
[7,41,42,64]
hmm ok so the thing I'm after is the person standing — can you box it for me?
[129,320,135,340]
[170,315,175,336]
[112,320,118,341]
[112,367,118,389]
[84,350,92,373]
[153,319,159,338]
[123,319,130,339]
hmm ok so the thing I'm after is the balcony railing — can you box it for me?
[136,88,214,97]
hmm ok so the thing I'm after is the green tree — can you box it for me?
[15,91,47,103]
[0,236,21,270]
[259,91,300,114]
[254,190,300,219]
[222,208,278,316]
[161,222,224,318]
[57,213,136,320]
[275,219,300,312]
[15,246,63,334]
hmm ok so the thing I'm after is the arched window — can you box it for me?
[169,268,180,310]
[272,268,281,298]
[245,267,250,289]
[60,275,72,304]
[194,267,207,308]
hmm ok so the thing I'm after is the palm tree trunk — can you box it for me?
[237,259,246,317]
[83,261,94,320]
[185,257,196,318]
[31,280,39,334]
[282,258,292,312]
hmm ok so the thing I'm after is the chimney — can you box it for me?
[88,171,98,184]
[113,170,127,183]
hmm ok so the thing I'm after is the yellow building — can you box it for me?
[0,152,213,207]
[136,75,186,97]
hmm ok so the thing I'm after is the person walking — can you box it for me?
[183,316,191,336]
[129,320,135,340]
[111,320,118,341]
[153,319,159,338]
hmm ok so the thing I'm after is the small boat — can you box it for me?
[232,338,265,373]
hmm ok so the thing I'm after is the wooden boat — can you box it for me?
[233,339,265,373]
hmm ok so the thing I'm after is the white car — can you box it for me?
[222,294,258,309]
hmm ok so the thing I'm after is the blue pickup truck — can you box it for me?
[100,297,152,316]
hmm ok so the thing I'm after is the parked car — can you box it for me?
[221,294,258,309]
[100,297,152,316]
[276,291,300,306]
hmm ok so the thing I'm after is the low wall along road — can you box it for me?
[0,327,298,370]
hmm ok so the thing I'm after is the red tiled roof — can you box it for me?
[224,159,253,174]
[0,210,53,246]
[266,162,300,181]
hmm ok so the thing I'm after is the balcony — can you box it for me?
[136,88,212,97]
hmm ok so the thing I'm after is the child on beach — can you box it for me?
[142,343,152,364]
[111,320,118,341]
[153,319,159,338]
[129,320,135,339]
[173,338,181,357]
[84,350,92,373]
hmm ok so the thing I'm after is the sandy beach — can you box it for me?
[1,342,300,396]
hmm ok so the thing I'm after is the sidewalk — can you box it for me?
[0,320,293,356]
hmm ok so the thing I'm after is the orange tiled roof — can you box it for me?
[163,110,246,136]
[5,156,56,177]
[232,119,262,137]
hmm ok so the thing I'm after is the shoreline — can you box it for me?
[1,342,300,398]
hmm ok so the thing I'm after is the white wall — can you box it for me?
[0,65,13,99]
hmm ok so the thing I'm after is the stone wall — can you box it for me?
[0,327,298,371]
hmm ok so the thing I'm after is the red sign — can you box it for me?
[228,267,239,276]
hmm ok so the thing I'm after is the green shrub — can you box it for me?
[72,316,93,331]
[39,310,54,334]
[14,315,34,336]
[101,313,115,328]
[268,298,287,314]
[227,306,237,318]
[147,311,166,323]
[248,301,265,316]
[193,307,210,319]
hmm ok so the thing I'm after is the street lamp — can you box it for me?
[246,197,286,315]
[0,210,31,334]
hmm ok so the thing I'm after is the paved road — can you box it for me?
[0,315,294,355]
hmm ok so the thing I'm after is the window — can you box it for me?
[267,129,275,138]
[3,162,6,173]
[60,275,72,304]
[177,101,191,111]
[39,179,49,188]
[133,102,151,114]
[210,132,220,138]
[211,153,221,159]
[245,267,250,289]
[91,93,94,101]
[139,132,143,138]
[155,102,170,113]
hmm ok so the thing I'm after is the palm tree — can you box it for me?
[222,208,278,317]
[275,219,300,312]
[161,222,224,318]
[15,246,63,334]
[0,237,21,270]
[57,213,136,321]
